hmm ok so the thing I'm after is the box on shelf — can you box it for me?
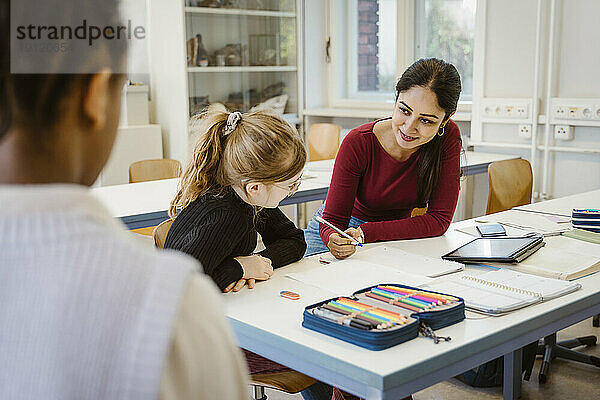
[120,83,149,126]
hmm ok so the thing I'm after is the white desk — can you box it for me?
[515,189,600,217]
[222,210,600,400]
[92,152,519,229]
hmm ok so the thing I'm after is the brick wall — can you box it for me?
[357,0,379,91]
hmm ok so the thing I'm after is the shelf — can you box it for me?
[303,107,472,122]
[303,107,390,119]
[188,66,297,73]
[185,6,295,18]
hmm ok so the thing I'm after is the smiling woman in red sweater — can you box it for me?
[304,58,463,259]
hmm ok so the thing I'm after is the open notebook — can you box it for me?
[425,269,581,315]
[484,236,600,281]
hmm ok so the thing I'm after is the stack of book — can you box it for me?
[572,208,600,233]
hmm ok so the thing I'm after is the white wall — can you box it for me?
[475,0,600,202]
[148,0,189,164]
[303,0,329,109]
[146,0,600,215]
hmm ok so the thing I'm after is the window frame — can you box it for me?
[327,0,472,113]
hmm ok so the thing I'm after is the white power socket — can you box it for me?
[554,125,573,141]
[518,124,532,139]
[551,98,600,127]
[481,98,532,122]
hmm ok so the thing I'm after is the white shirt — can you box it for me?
[0,184,249,400]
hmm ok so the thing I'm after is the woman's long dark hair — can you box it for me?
[395,58,462,207]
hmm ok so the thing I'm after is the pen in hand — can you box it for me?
[315,215,363,247]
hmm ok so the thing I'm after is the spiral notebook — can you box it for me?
[425,269,581,315]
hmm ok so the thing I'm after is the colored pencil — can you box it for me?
[336,298,408,322]
[371,288,434,309]
[314,307,374,330]
[322,304,384,328]
[330,301,393,323]
[315,216,363,247]
[329,301,401,327]
[374,287,443,306]
[379,285,459,302]
[365,292,423,313]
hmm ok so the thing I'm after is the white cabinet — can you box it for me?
[184,1,301,119]
[148,0,303,163]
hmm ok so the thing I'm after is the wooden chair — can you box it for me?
[307,123,341,161]
[486,159,533,215]
[129,158,182,183]
[152,219,173,249]
[250,372,316,400]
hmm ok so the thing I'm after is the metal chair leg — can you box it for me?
[538,333,600,384]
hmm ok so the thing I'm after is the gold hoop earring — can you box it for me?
[437,126,445,136]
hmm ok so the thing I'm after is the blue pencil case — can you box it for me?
[302,283,465,351]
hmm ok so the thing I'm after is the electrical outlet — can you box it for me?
[554,105,566,119]
[481,98,533,122]
[581,107,593,119]
[554,125,573,141]
[551,99,600,125]
[518,124,532,139]
[568,107,578,118]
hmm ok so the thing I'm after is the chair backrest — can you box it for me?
[153,219,174,249]
[486,158,533,215]
[129,158,182,183]
[307,123,341,161]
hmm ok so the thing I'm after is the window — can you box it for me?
[415,0,476,101]
[349,0,397,100]
[329,0,475,107]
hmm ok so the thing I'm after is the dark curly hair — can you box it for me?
[0,0,127,141]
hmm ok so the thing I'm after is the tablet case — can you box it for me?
[441,236,545,264]
[302,283,465,351]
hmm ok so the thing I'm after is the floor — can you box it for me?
[249,318,600,400]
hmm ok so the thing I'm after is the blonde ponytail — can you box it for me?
[169,105,306,218]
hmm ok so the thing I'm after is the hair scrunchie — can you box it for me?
[224,111,242,136]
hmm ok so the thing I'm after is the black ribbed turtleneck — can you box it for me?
[164,188,306,291]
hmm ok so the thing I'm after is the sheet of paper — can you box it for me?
[318,245,463,278]
[286,259,433,296]
[477,211,571,235]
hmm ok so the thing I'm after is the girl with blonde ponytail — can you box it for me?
[165,104,307,292]
[165,106,359,400]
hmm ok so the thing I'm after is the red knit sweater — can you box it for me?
[319,118,461,244]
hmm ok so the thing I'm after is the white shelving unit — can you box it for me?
[148,0,303,163]
[187,66,297,73]
[184,6,296,18]
[184,1,302,120]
